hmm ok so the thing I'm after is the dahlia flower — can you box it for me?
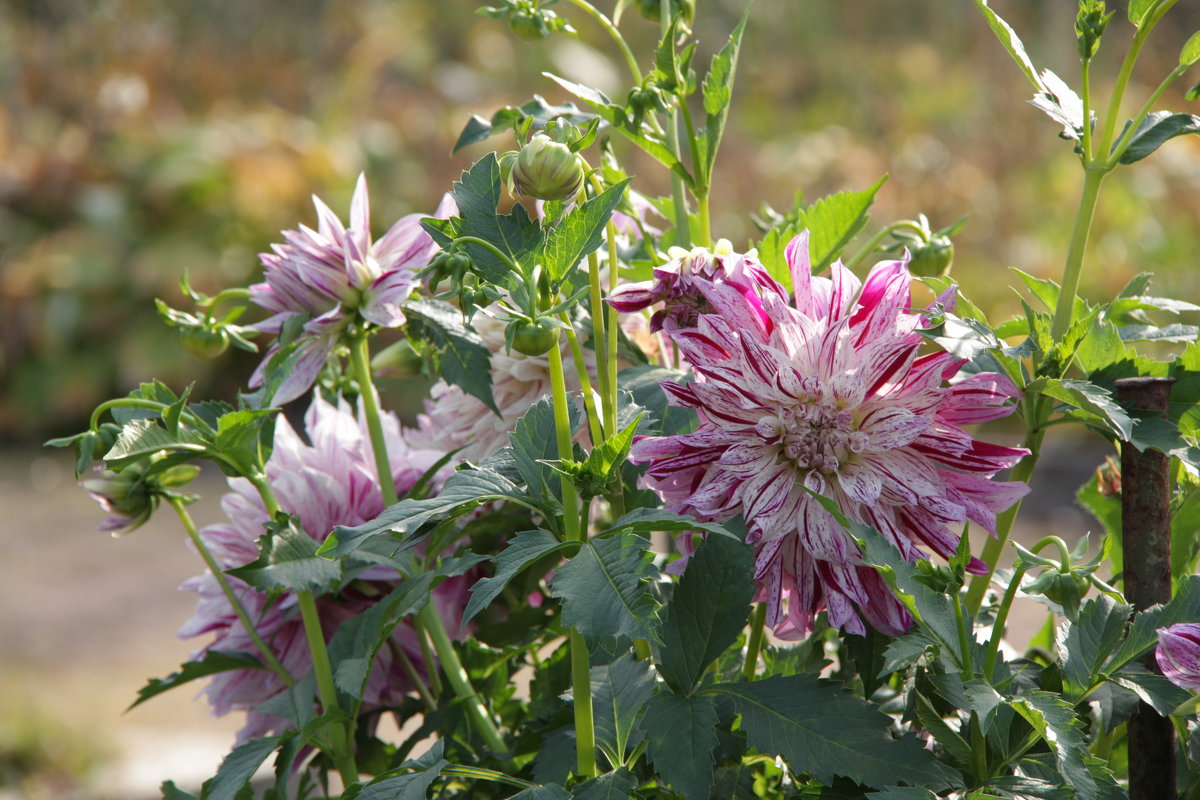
[607,238,781,333]
[627,232,1029,637]
[248,175,455,404]
[180,396,463,739]
[1157,623,1200,690]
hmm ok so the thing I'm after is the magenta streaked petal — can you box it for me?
[1157,624,1200,690]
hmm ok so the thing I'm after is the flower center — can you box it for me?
[756,389,868,479]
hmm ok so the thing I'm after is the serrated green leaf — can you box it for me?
[643,692,719,799]
[201,736,282,800]
[1116,111,1200,164]
[538,179,629,287]
[1110,663,1193,716]
[598,506,741,541]
[130,650,264,711]
[712,676,961,790]
[511,396,579,507]
[104,418,208,465]
[1119,323,1199,342]
[322,466,537,558]
[700,9,749,185]
[327,573,435,708]
[1011,692,1096,800]
[1105,575,1200,673]
[800,177,887,272]
[913,691,972,770]
[572,769,637,800]
[880,632,934,676]
[161,780,200,800]
[550,532,660,645]
[658,534,755,694]
[592,653,655,769]
[1026,377,1133,439]
[506,786,571,800]
[227,516,342,594]
[971,0,1044,91]
[464,529,569,622]
[617,365,695,436]
[343,751,448,800]
[405,298,497,414]
[1074,321,1127,377]
[213,409,277,477]
[1059,595,1132,700]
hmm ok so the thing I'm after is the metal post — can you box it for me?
[1115,376,1175,800]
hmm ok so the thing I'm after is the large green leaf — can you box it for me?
[227,516,342,595]
[1011,692,1096,800]
[571,769,637,800]
[549,532,660,645]
[104,418,207,465]
[538,179,629,287]
[200,736,282,800]
[212,408,277,478]
[130,650,264,710]
[712,676,960,790]
[1026,377,1133,439]
[1105,575,1200,673]
[658,534,755,694]
[643,692,720,799]
[321,466,537,558]
[327,574,435,707]
[1060,595,1132,701]
[1110,663,1192,716]
[510,396,578,508]
[464,529,571,623]
[342,745,448,800]
[405,299,498,414]
[591,654,655,769]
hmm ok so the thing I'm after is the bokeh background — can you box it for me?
[2,0,1198,796]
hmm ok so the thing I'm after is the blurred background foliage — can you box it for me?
[2,0,1199,443]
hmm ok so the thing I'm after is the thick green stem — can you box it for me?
[742,603,768,681]
[954,591,974,680]
[169,498,295,687]
[1080,58,1094,162]
[548,339,596,778]
[350,332,507,754]
[564,0,642,85]
[1050,167,1106,343]
[297,590,359,785]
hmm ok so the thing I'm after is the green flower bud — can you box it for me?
[907,236,955,278]
[511,134,585,203]
[371,338,425,379]
[509,318,557,356]
[1075,0,1113,61]
[180,325,230,360]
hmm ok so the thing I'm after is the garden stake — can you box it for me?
[1116,376,1175,800]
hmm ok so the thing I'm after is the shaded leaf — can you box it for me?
[572,769,637,800]
[227,516,342,595]
[406,299,497,414]
[1026,377,1133,439]
[464,529,570,622]
[592,654,655,768]
[538,180,629,287]
[1011,693,1095,800]
[550,532,660,645]
[453,96,596,152]
[712,676,961,790]
[130,650,264,710]
[1059,595,1131,700]
[801,177,887,272]
[644,692,720,799]
[599,506,742,541]
[1117,111,1200,164]
[201,736,282,800]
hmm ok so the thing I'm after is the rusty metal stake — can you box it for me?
[1116,376,1175,800]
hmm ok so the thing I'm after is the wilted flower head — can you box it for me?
[180,397,458,739]
[628,232,1029,638]
[247,175,455,404]
[1157,623,1200,690]
[607,239,782,333]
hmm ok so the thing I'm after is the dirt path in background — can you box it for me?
[0,435,1111,798]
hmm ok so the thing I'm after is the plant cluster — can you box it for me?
[53,1,1200,798]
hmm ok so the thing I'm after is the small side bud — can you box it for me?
[1075,0,1113,61]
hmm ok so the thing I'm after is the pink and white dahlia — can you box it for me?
[1157,623,1200,690]
[180,396,461,740]
[608,239,782,333]
[628,232,1029,638]
[248,175,455,404]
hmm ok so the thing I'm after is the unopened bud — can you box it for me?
[512,134,585,203]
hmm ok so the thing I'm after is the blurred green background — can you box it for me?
[3,0,1199,443]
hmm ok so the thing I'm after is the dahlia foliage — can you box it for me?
[61,1,1200,797]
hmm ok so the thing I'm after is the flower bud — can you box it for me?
[82,464,153,535]
[907,236,954,278]
[1157,623,1200,690]
[511,134,585,203]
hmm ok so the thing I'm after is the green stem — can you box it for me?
[844,221,920,270]
[452,235,522,276]
[350,335,398,505]
[559,316,604,447]
[982,563,1028,679]
[1095,0,1178,158]
[970,713,988,782]
[89,398,202,434]
[1050,167,1106,341]
[387,637,436,712]
[169,498,295,687]
[696,194,711,250]
[297,590,359,785]
[350,331,507,754]
[548,338,595,778]
[1080,57,1094,162]
[964,424,1045,614]
[564,0,642,85]
[586,248,613,439]
[602,218,626,519]
[742,603,768,681]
